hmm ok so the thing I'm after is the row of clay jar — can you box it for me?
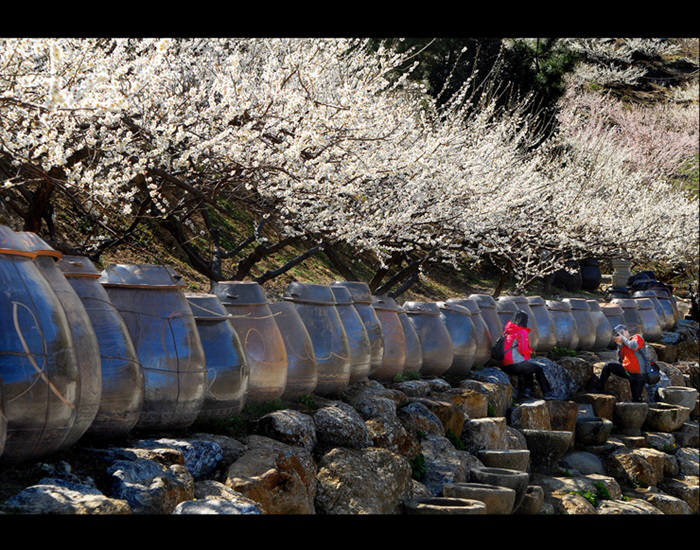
[0,225,678,463]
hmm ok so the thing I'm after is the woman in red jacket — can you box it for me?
[501,311,553,400]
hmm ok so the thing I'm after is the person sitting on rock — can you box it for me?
[500,310,554,400]
[592,324,649,402]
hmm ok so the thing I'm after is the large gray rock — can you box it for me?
[106,458,194,514]
[561,451,606,475]
[172,498,262,514]
[597,499,663,514]
[674,421,699,448]
[644,431,678,453]
[427,378,452,393]
[398,401,445,438]
[315,447,412,514]
[504,426,528,450]
[469,367,512,387]
[605,448,660,488]
[132,438,223,480]
[510,399,551,430]
[313,401,372,450]
[658,476,699,513]
[459,379,512,418]
[224,435,316,514]
[391,380,432,397]
[531,357,578,400]
[0,478,131,514]
[624,487,693,515]
[255,409,317,451]
[675,448,699,476]
[419,434,470,496]
[555,357,594,393]
[188,433,247,468]
[365,414,420,458]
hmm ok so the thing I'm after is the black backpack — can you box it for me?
[491,334,514,362]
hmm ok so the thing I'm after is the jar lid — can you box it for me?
[563,298,590,311]
[446,298,479,315]
[468,294,497,309]
[635,298,654,310]
[371,295,401,312]
[212,281,269,306]
[15,231,62,259]
[526,296,546,306]
[600,304,624,315]
[436,301,471,315]
[611,298,639,309]
[331,281,372,304]
[99,264,183,289]
[284,282,336,305]
[56,255,101,278]
[545,300,571,312]
[586,300,602,312]
[402,301,441,316]
[0,225,38,258]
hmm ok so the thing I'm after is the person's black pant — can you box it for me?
[502,360,551,395]
[599,362,646,402]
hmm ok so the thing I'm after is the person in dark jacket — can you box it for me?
[592,324,651,402]
[500,310,554,400]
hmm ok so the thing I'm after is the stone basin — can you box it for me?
[404,496,486,515]
[470,466,530,512]
[521,429,573,475]
[644,402,691,433]
[575,416,614,446]
[514,485,544,515]
[613,402,649,436]
[657,386,698,412]
[476,449,530,472]
[442,482,516,514]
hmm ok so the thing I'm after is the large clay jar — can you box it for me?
[632,290,672,330]
[526,296,557,352]
[634,298,663,342]
[496,299,519,329]
[545,300,579,350]
[403,302,453,377]
[101,264,207,430]
[498,296,539,351]
[186,294,249,420]
[650,289,678,328]
[329,286,371,383]
[562,298,596,350]
[586,300,613,351]
[212,281,287,404]
[268,302,317,399]
[284,282,350,395]
[468,294,502,344]
[0,226,79,462]
[370,295,406,382]
[446,298,491,367]
[397,305,423,375]
[57,255,144,439]
[600,304,625,348]
[19,233,102,448]
[436,301,476,378]
[610,298,644,336]
[331,282,384,377]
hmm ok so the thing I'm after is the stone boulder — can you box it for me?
[596,499,663,514]
[644,431,678,453]
[426,378,452,393]
[545,492,596,514]
[106,458,194,514]
[675,448,699,476]
[531,357,578,400]
[391,380,432,397]
[433,388,489,419]
[546,400,578,432]
[365,414,420,458]
[313,402,372,450]
[0,478,131,514]
[459,379,512,418]
[172,498,261,514]
[460,417,506,454]
[561,451,606,475]
[407,398,465,438]
[509,399,551,430]
[555,357,594,392]
[224,435,316,514]
[634,489,693,515]
[657,476,699,513]
[675,362,699,391]
[504,426,528,450]
[193,479,262,513]
[572,393,616,421]
[188,433,247,469]
[531,472,622,501]
[605,448,660,487]
[132,438,223,481]
[674,421,699,448]
[397,401,445,438]
[419,434,470,496]
[648,342,678,363]
[315,447,412,514]
[255,409,317,451]
[592,362,632,402]
[469,367,512,386]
